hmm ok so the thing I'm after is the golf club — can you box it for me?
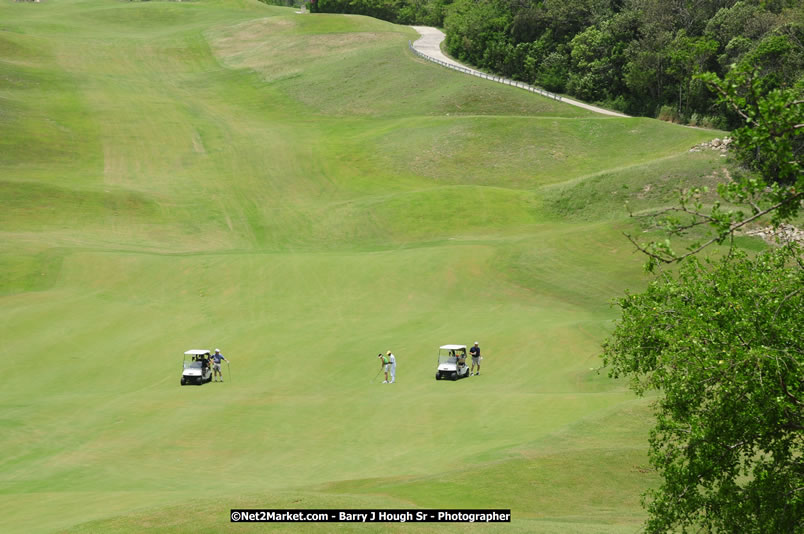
[227,361,231,384]
[372,353,384,383]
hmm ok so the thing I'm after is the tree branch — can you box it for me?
[624,232,672,263]
[773,287,803,322]
[628,192,804,264]
[777,372,803,408]
[706,81,756,126]
[728,192,803,233]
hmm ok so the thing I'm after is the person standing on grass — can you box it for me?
[378,353,390,384]
[470,341,481,375]
[211,348,228,382]
[387,351,396,384]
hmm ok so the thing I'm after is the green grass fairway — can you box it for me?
[0,1,724,532]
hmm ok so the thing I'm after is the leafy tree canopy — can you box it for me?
[608,60,803,534]
[603,246,803,533]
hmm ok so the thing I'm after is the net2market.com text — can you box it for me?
[230,508,511,523]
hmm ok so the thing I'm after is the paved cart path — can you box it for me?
[410,26,630,118]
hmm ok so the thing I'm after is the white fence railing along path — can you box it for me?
[408,40,565,102]
[409,26,629,118]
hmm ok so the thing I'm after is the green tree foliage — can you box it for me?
[442,0,802,120]
[666,30,718,117]
[602,246,803,533]
[704,68,802,191]
[314,0,453,25]
[628,68,802,267]
[568,24,617,101]
[444,0,512,68]
[607,62,804,533]
[705,2,777,62]
[259,0,299,7]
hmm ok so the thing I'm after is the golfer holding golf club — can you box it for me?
[387,350,396,384]
[211,348,228,382]
[378,353,390,384]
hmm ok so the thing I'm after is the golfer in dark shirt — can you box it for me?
[470,342,481,375]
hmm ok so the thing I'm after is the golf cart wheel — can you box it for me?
[180,377,186,386]
[451,372,457,381]
[436,372,441,380]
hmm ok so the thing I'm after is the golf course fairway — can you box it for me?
[0,0,726,531]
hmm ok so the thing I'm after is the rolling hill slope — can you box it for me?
[0,1,723,532]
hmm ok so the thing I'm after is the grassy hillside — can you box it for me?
[0,0,724,532]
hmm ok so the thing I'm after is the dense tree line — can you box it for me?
[310,0,802,123]
[443,0,803,121]
[310,0,453,26]
[261,0,298,7]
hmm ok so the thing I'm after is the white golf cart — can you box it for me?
[435,344,471,381]
[181,349,212,386]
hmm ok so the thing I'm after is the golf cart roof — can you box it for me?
[440,344,467,350]
[184,349,211,355]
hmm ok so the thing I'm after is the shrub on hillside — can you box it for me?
[656,105,680,123]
